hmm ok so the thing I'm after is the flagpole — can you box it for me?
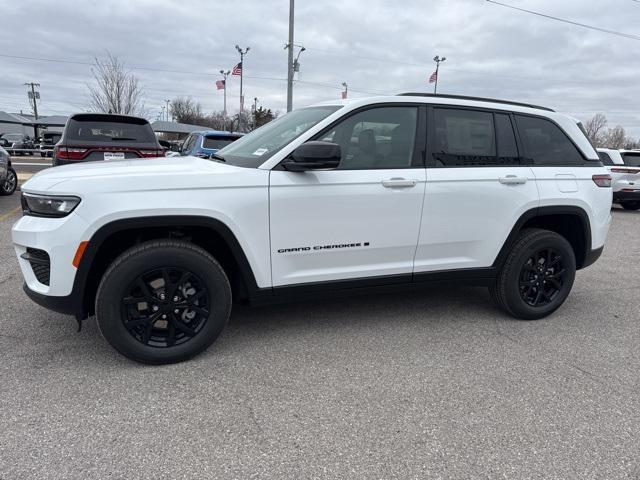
[433,55,446,94]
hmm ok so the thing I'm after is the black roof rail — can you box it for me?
[397,93,555,112]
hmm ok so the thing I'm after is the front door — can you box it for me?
[269,105,427,287]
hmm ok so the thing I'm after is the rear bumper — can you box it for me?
[613,191,640,202]
[581,246,604,269]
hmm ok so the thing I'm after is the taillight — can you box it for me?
[55,146,88,160]
[592,174,612,187]
[610,168,640,174]
[139,149,164,158]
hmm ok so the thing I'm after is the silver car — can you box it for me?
[0,146,17,195]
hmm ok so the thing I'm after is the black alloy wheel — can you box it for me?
[518,248,566,307]
[122,268,210,348]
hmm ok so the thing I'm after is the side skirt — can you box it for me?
[247,268,496,306]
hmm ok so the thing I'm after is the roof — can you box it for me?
[150,120,212,134]
[0,111,68,126]
[0,111,32,124]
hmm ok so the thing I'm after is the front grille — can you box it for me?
[22,248,51,286]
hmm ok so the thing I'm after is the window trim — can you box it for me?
[274,103,427,171]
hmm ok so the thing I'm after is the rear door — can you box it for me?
[414,107,539,273]
[269,105,427,287]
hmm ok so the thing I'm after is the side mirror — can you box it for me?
[282,141,341,172]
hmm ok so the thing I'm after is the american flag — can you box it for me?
[215,80,225,90]
[428,70,438,83]
[232,62,242,76]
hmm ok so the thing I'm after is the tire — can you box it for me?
[490,228,576,320]
[621,201,640,211]
[96,239,232,364]
[0,167,17,196]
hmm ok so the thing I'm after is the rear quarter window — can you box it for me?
[621,152,640,167]
[515,115,584,166]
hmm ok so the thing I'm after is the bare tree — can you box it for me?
[170,97,203,124]
[88,52,145,115]
[583,113,608,147]
[603,126,627,149]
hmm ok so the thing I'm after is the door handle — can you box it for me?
[382,178,417,188]
[498,175,527,185]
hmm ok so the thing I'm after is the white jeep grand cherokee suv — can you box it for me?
[12,94,612,364]
[597,148,640,210]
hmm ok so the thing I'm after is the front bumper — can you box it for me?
[23,282,83,318]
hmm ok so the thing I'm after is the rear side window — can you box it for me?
[597,151,614,166]
[621,152,640,167]
[515,115,584,165]
[433,109,495,166]
[66,119,156,143]
[203,136,238,150]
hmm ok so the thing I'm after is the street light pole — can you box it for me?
[432,55,446,94]
[164,99,171,121]
[235,45,250,130]
[286,0,294,112]
[219,69,230,116]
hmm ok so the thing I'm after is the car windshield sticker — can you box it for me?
[252,148,268,156]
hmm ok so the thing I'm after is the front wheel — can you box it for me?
[490,228,576,320]
[0,167,17,196]
[621,201,640,211]
[96,240,232,364]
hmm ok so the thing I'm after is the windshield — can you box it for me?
[218,105,342,168]
[621,152,640,167]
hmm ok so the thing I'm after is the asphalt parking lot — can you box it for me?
[1,192,639,480]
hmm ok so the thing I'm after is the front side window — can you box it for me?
[218,106,341,168]
[314,106,418,170]
[515,115,584,165]
[433,109,495,166]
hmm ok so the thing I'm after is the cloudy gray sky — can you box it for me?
[1,0,639,135]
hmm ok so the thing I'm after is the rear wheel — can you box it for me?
[490,228,576,320]
[621,201,640,211]
[0,167,17,196]
[96,239,232,364]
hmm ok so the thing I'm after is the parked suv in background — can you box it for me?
[180,130,243,158]
[597,148,640,210]
[0,145,16,195]
[53,113,164,166]
[13,94,612,364]
[39,131,62,157]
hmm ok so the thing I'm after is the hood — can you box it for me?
[21,155,266,194]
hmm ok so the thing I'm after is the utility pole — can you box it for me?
[24,82,40,139]
[235,45,250,131]
[24,82,40,119]
[164,99,171,121]
[432,55,446,94]
[286,0,295,112]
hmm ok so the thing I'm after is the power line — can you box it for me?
[486,0,640,41]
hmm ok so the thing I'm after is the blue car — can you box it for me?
[180,130,243,158]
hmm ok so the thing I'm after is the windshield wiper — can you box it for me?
[210,153,226,162]
[111,137,137,141]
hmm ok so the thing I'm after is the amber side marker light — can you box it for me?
[72,241,89,268]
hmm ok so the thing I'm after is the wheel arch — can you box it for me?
[74,216,261,319]
[494,206,592,271]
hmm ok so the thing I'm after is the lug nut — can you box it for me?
[173,296,179,302]
[152,305,159,312]
[161,314,167,319]
[159,293,165,300]
[174,309,179,314]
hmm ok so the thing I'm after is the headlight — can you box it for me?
[22,193,81,217]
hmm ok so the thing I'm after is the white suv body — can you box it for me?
[12,94,612,363]
[596,148,640,210]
